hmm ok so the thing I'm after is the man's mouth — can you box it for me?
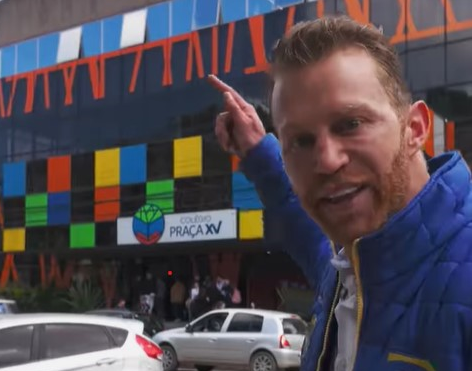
[322,186,366,204]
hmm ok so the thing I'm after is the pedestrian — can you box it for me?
[170,278,186,322]
[209,15,472,371]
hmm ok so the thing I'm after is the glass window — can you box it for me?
[103,15,123,53]
[406,45,445,91]
[82,21,102,57]
[147,2,170,41]
[43,324,112,359]
[57,27,82,63]
[1,45,16,77]
[39,33,59,68]
[248,0,274,17]
[0,325,34,367]
[17,39,38,74]
[227,313,264,332]
[171,0,194,36]
[275,0,303,7]
[447,38,472,85]
[108,326,128,347]
[282,318,307,334]
[192,312,228,332]
[121,9,147,49]
[220,0,247,23]
[194,0,219,29]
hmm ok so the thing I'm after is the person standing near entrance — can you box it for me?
[209,16,472,371]
[170,278,186,322]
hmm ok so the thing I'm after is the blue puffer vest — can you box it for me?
[242,134,472,371]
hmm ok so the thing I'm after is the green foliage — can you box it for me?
[0,285,69,313]
[62,280,104,313]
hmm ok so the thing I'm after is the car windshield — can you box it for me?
[282,318,307,335]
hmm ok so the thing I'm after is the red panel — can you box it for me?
[94,186,120,222]
[48,156,71,193]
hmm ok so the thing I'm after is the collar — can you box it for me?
[355,152,472,286]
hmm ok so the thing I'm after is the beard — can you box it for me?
[300,137,410,246]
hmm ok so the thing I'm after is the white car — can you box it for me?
[153,308,306,371]
[0,313,163,371]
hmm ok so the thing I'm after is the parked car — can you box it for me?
[0,313,163,371]
[86,309,165,337]
[153,308,306,371]
[0,299,18,314]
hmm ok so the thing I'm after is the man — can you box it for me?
[209,16,472,371]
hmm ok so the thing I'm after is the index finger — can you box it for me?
[207,74,249,108]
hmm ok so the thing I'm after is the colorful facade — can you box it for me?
[0,0,471,304]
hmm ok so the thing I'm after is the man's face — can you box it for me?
[272,48,416,246]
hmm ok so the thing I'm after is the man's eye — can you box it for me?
[293,135,315,149]
[336,119,361,134]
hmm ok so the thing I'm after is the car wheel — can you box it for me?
[195,366,213,371]
[161,344,178,371]
[250,351,278,371]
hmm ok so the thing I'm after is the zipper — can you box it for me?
[314,275,341,371]
[349,238,364,371]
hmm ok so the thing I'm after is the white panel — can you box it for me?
[120,8,147,49]
[57,27,82,63]
[117,217,139,245]
[117,209,238,245]
[433,112,445,156]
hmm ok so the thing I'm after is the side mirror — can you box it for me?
[185,324,193,333]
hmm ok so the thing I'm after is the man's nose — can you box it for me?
[312,136,349,175]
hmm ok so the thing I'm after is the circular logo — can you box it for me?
[132,204,165,245]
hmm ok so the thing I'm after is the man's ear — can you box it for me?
[406,101,430,157]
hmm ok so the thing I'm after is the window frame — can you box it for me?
[0,324,40,368]
[38,323,115,360]
[226,312,264,333]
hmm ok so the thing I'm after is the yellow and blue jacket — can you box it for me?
[242,134,472,371]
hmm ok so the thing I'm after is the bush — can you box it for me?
[62,280,104,313]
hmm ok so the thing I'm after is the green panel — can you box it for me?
[146,180,174,213]
[70,223,95,249]
[25,194,48,226]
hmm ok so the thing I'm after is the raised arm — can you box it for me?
[241,134,331,288]
[208,75,331,289]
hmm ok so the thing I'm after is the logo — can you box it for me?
[132,204,165,245]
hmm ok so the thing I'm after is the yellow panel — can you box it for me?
[95,148,120,187]
[173,136,202,178]
[3,228,25,252]
[239,210,264,240]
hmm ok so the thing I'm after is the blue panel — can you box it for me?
[3,162,26,198]
[1,46,16,77]
[194,0,219,29]
[275,0,303,7]
[17,39,38,74]
[120,144,147,185]
[103,15,123,53]
[48,192,71,225]
[221,0,247,23]
[248,0,274,16]
[232,172,263,210]
[82,21,102,57]
[39,33,59,68]
[147,2,170,41]
[171,0,194,36]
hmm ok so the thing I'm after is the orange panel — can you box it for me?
[48,156,71,192]
[94,186,120,222]
[231,155,240,172]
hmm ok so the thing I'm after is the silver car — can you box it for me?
[153,308,306,371]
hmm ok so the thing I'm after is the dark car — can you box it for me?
[86,308,165,337]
